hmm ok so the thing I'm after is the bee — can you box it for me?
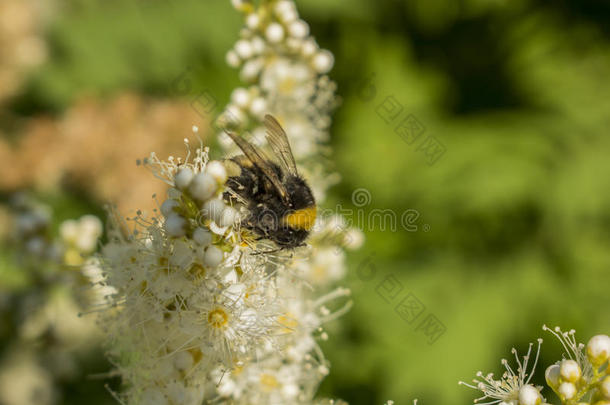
[223,114,316,249]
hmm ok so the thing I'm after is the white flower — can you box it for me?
[460,339,544,405]
[586,334,610,366]
[543,325,594,384]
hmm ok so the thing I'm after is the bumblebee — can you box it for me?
[223,114,316,249]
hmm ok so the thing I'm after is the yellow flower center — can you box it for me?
[260,373,279,392]
[208,308,229,329]
[188,263,206,278]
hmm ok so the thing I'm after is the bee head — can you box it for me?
[272,226,310,248]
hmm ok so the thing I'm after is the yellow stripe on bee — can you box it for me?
[223,159,242,177]
[233,155,253,168]
[282,206,317,230]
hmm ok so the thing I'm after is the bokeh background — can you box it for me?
[1,0,609,404]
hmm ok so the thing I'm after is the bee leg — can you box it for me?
[251,247,283,255]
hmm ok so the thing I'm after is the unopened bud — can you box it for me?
[559,359,581,383]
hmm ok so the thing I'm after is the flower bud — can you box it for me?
[161,199,179,217]
[560,359,581,383]
[201,199,225,224]
[60,219,79,242]
[558,382,576,400]
[189,172,217,201]
[165,213,187,237]
[587,335,610,366]
[240,58,263,82]
[218,206,238,227]
[203,245,223,267]
[249,97,267,118]
[266,23,284,43]
[80,215,103,237]
[545,364,561,389]
[301,39,318,57]
[235,39,253,60]
[206,161,228,184]
[518,384,542,405]
[251,36,265,54]
[245,13,260,29]
[312,50,334,73]
[226,50,240,67]
[231,88,250,108]
[289,20,309,38]
[174,167,194,190]
[193,227,212,247]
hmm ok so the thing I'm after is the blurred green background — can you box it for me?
[1,0,610,404]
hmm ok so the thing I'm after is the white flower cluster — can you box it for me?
[10,193,103,267]
[220,0,341,202]
[98,1,361,403]
[543,326,610,405]
[60,214,103,265]
[460,326,610,405]
[1,197,104,405]
[99,143,353,404]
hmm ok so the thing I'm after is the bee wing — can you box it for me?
[263,114,298,175]
[224,130,290,203]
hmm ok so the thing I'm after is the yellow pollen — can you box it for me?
[279,77,296,94]
[208,308,229,329]
[188,263,206,278]
[188,348,203,364]
[282,206,317,230]
[244,284,256,299]
[260,373,279,391]
[232,364,244,376]
[277,313,298,333]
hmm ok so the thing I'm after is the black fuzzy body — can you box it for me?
[224,156,315,248]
